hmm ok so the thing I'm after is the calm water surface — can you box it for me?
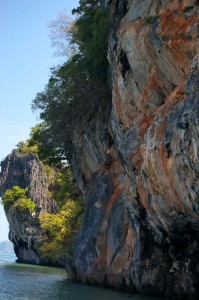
[0,253,166,300]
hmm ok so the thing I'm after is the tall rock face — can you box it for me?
[0,150,59,265]
[68,1,199,299]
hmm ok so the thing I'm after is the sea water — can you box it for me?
[0,253,165,300]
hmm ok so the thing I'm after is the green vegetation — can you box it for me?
[1,186,35,213]
[16,123,63,166]
[32,0,111,162]
[39,199,83,258]
[52,168,82,209]
[72,6,110,78]
[18,197,36,213]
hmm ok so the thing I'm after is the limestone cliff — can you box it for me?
[0,0,199,299]
[67,1,199,299]
[0,150,59,265]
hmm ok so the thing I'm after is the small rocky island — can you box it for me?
[0,0,199,299]
[0,240,15,254]
[0,151,59,265]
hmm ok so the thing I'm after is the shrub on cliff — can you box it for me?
[17,198,36,213]
[1,186,35,213]
[39,199,83,258]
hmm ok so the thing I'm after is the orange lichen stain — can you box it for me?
[140,83,190,216]
[137,170,170,228]
[125,224,134,258]
[154,83,186,118]
[149,109,186,213]
[140,73,156,107]
[132,19,145,34]
[179,0,198,12]
[124,19,144,35]
[100,182,123,234]
[147,69,162,89]
[140,68,166,112]
[158,1,198,72]
[138,114,155,138]
[159,1,196,38]
[107,185,123,210]
[112,77,124,124]
[160,0,179,14]
[167,39,190,69]
[109,256,126,271]
[166,83,186,104]
[109,222,134,271]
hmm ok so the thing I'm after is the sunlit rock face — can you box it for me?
[0,151,59,265]
[68,1,199,299]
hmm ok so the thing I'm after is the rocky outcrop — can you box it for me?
[67,1,199,299]
[0,150,59,265]
[0,1,198,299]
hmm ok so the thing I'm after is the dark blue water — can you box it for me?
[0,253,165,300]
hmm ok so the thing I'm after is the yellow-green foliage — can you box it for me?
[16,124,42,157]
[16,123,63,167]
[18,197,36,213]
[1,186,35,213]
[53,167,81,209]
[43,164,56,184]
[39,199,83,258]
[16,140,38,155]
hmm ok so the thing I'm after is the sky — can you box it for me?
[0,0,79,241]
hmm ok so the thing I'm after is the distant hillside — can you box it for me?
[0,240,14,254]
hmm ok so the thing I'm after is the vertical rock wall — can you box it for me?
[68,1,199,299]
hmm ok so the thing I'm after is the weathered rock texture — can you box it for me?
[0,150,59,265]
[67,1,199,299]
[0,0,199,299]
